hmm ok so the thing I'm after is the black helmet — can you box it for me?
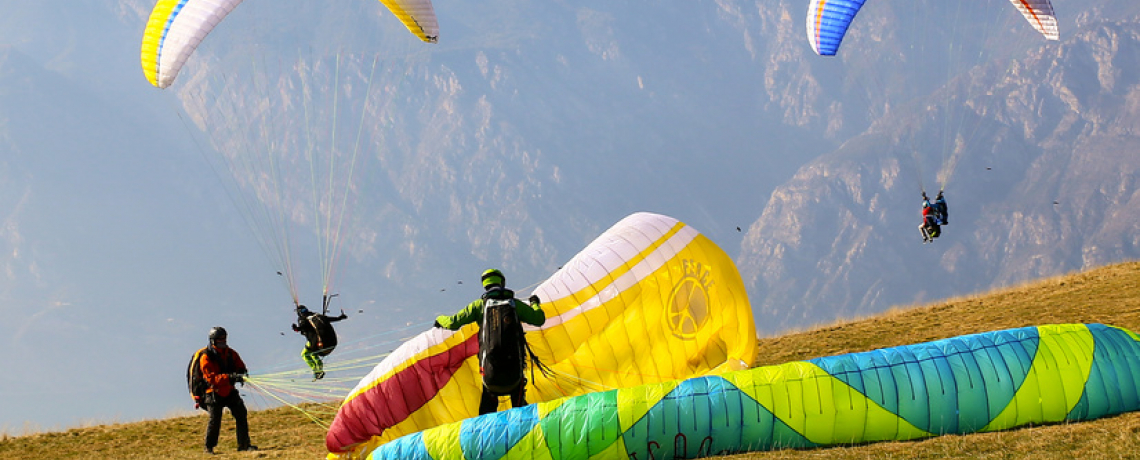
[481,268,505,290]
[208,326,228,340]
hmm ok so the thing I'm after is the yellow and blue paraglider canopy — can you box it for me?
[140,0,438,88]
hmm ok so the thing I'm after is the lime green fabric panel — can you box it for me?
[420,416,463,459]
[984,325,1094,431]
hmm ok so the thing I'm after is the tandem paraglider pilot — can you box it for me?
[434,268,546,415]
[190,326,256,454]
[919,191,948,244]
[291,305,348,380]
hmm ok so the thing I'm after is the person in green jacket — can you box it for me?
[434,268,545,415]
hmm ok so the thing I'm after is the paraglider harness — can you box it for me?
[933,192,948,225]
[298,314,339,357]
[187,346,241,410]
[296,295,342,357]
[921,192,943,239]
[478,288,552,396]
[187,348,214,410]
[923,211,941,238]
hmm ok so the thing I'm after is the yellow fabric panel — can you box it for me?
[1048,325,1096,417]
[983,324,1094,431]
[420,415,464,460]
[587,439,628,460]
[536,398,568,419]
[766,363,813,436]
[723,362,928,444]
[725,365,779,412]
[616,380,682,434]
[799,367,835,443]
[503,423,555,460]
[829,375,870,443]
[377,0,438,42]
[526,227,757,404]
[140,0,180,87]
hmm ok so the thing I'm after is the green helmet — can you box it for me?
[481,268,505,290]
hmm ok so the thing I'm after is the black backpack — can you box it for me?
[478,293,527,395]
[187,347,213,410]
[307,315,339,357]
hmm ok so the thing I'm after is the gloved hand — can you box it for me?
[291,323,300,332]
[528,294,541,305]
[433,319,444,329]
[228,373,245,384]
[338,309,348,320]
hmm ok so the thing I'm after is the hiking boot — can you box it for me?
[314,371,325,380]
[238,445,258,452]
[203,446,215,455]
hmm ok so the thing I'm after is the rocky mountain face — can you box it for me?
[8,1,1136,333]
[161,1,832,313]
[739,18,1140,333]
[155,1,1140,330]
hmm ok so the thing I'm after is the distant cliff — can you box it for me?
[126,0,1140,331]
[739,20,1140,333]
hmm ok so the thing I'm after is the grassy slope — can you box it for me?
[2,261,1138,459]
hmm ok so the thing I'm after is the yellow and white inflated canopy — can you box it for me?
[326,212,758,458]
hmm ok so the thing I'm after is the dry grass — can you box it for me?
[752,262,1140,368]
[2,261,1138,459]
[0,404,328,459]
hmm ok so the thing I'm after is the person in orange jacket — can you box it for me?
[199,326,257,454]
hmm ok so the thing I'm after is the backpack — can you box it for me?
[478,295,527,396]
[187,347,212,410]
[307,315,339,357]
[934,200,948,224]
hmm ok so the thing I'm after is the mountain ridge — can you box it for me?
[739,18,1140,333]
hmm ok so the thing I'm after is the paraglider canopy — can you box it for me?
[806,0,1059,56]
[325,213,759,458]
[140,0,439,88]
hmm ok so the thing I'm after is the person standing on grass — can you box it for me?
[199,326,257,454]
